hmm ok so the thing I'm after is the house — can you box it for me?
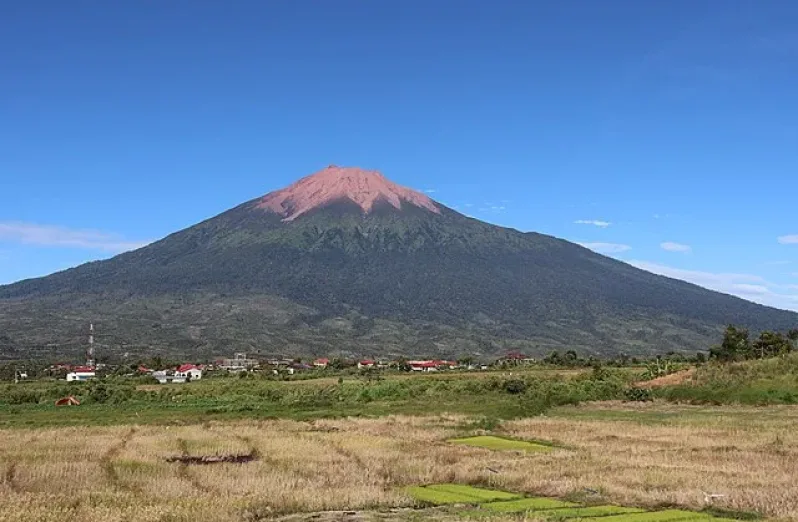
[408,360,438,372]
[219,353,259,371]
[408,360,458,372]
[498,351,536,365]
[175,364,203,381]
[313,358,330,368]
[66,366,96,382]
[358,360,376,370]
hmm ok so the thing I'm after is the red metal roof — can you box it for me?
[177,364,200,372]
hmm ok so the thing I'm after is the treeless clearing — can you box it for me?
[635,369,695,389]
[1,404,796,521]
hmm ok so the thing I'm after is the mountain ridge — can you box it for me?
[0,166,795,361]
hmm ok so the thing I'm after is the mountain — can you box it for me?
[1,165,795,361]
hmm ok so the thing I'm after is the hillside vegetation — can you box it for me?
[1,187,796,360]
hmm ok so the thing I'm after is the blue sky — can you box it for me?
[1,1,797,310]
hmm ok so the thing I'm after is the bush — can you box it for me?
[624,387,652,402]
[504,379,527,394]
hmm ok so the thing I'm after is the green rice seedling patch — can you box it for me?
[595,510,710,522]
[482,497,578,512]
[540,505,647,519]
[426,484,522,502]
[449,435,553,452]
[406,486,484,505]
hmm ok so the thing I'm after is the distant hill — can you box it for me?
[1,165,795,361]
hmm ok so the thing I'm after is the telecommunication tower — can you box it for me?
[86,323,95,367]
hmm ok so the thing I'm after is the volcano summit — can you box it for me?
[257,165,441,221]
[0,166,795,360]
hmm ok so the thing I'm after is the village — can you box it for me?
[42,351,537,385]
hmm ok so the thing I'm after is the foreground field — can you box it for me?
[2,403,797,522]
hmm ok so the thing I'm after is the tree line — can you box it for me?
[710,325,798,362]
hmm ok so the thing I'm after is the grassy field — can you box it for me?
[0,368,623,429]
[2,402,798,521]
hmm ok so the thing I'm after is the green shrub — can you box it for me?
[624,387,652,402]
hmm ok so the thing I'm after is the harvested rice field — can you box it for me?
[2,403,798,522]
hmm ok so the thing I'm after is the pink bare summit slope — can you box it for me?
[256,165,441,221]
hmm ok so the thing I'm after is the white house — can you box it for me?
[66,366,96,382]
[358,360,376,370]
[175,364,203,381]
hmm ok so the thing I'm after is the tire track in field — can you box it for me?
[173,437,219,494]
[304,432,394,485]
[4,461,19,493]
[100,427,137,489]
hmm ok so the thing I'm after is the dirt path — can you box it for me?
[272,508,452,522]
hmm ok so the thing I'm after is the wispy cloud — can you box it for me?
[778,235,798,244]
[764,260,791,266]
[579,242,632,254]
[630,260,798,312]
[574,220,611,228]
[0,222,150,253]
[660,241,692,253]
[423,189,437,194]
[478,205,506,213]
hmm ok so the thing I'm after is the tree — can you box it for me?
[543,351,562,366]
[564,350,579,366]
[710,325,750,361]
[788,329,798,342]
[753,331,792,359]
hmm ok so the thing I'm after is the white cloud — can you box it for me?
[478,205,506,213]
[778,235,798,244]
[660,241,692,253]
[579,242,632,254]
[630,260,798,312]
[0,222,150,253]
[574,220,611,228]
[423,189,437,194]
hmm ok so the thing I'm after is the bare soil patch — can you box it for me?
[635,369,695,389]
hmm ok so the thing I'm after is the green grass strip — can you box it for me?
[594,510,711,522]
[540,505,647,519]
[482,497,579,512]
[449,435,553,452]
[426,484,522,502]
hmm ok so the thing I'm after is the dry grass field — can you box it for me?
[1,403,797,522]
